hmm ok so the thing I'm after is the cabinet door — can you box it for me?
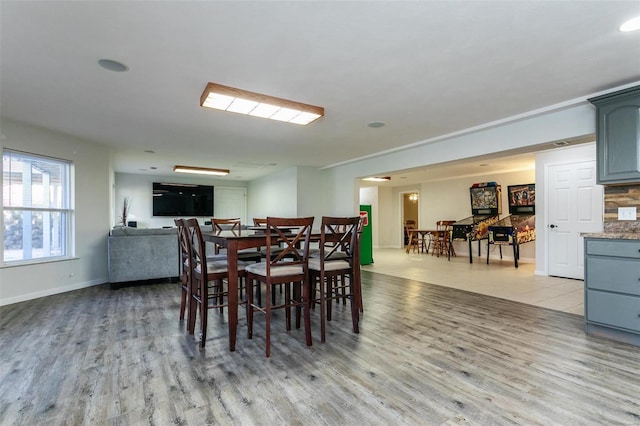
[586,290,640,332]
[596,93,640,184]
[586,256,640,296]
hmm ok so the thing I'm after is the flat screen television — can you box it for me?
[152,182,214,217]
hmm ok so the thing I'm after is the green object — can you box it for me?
[359,204,373,265]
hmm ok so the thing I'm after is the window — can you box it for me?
[2,149,73,264]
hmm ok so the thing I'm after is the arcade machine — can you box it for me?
[487,183,536,268]
[451,182,501,263]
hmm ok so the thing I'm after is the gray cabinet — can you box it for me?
[588,86,640,184]
[584,237,640,346]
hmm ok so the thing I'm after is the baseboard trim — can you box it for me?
[0,278,106,306]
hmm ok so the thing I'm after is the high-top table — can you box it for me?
[202,230,279,351]
[202,229,320,351]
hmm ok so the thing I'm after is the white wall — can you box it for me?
[114,172,246,228]
[247,167,298,219]
[296,166,326,227]
[1,118,111,305]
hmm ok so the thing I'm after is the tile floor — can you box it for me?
[362,248,584,316]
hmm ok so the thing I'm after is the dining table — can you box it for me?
[202,229,277,351]
[202,227,322,351]
[405,229,437,254]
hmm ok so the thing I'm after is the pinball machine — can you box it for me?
[487,183,536,268]
[451,182,501,263]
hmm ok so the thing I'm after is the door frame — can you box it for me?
[399,190,420,247]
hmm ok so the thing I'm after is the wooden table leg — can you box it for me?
[226,240,239,352]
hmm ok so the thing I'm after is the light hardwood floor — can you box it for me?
[367,248,585,315]
[1,268,638,425]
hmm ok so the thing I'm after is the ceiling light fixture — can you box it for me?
[200,83,324,125]
[362,176,391,182]
[173,165,230,176]
[619,16,640,32]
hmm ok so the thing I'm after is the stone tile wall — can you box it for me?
[603,184,640,232]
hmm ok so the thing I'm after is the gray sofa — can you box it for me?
[107,224,243,288]
[108,227,181,288]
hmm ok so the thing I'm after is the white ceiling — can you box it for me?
[1,1,639,183]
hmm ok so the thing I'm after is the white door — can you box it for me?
[547,160,603,279]
[214,187,247,224]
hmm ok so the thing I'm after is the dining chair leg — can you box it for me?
[246,279,254,339]
[265,286,271,357]
[303,279,312,347]
[187,280,198,335]
[350,277,360,334]
[179,288,187,321]
[199,280,208,348]
[285,282,292,331]
[294,281,302,329]
[326,276,333,322]
[320,273,327,343]
[217,279,224,314]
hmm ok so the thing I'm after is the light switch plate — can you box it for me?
[618,207,637,221]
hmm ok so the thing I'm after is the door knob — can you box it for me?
[550,224,557,229]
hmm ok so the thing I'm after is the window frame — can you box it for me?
[2,149,75,266]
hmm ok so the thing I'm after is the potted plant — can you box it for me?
[120,196,130,226]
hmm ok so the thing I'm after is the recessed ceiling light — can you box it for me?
[368,122,385,128]
[619,16,640,32]
[98,59,129,72]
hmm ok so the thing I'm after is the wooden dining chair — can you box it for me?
[253,217,286,259]
[404,220,419,253]
[211,217,261,264]
[432,220,456,258]
[185,218,250,348]
[174,218,192,330]
[308,216,361,343]
[244,217,314,357]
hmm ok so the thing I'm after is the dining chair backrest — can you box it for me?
[185,218,207,276]
[174,218,193,327]
[319,216,361,263]
[212,217,242,236]
[264,217,314,270]
[174,218,190,271]
[210,217,241,254]
[253,218,267,227]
